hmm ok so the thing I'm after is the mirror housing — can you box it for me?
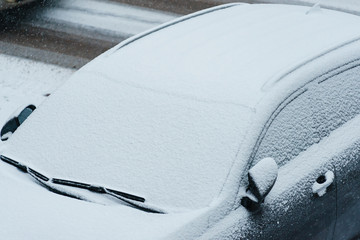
[241,157,278,211]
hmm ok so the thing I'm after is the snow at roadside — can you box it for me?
[0,54,74,95]
[33,0,178,38]
[0,54,74,127]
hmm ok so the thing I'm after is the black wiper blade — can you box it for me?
[51,178,163,213]
[1,157,49,182]
[0,155,164,213]
[28,167,50,182]
[52,178,145,202]
[1,156,28,173]
[1,156,83,200]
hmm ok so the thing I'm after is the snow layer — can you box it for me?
[3,70,252,210]
[94,4,360,108]
[0,54,74,137]
[0,54,73,95]
[248,157,278,199]
[261,0,360,16]
[198,105,360,240]
[312,170,334,197]
[254,65,360,166]
[0,161,204,240]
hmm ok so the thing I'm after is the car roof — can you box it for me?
[85,3,360,109]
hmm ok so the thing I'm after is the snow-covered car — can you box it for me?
[2,3,360,240]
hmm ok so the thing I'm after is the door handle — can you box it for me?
[312,170,334,197]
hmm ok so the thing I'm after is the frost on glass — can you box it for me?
[254,66,360,166]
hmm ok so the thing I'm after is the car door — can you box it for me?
[235,116,360,240]
[245,64,360,240]
[202,64,360,240]
[237,144,337,240]
[314,64,360,240]
[333,138,360,240]
[202,134,340,240]
[239,89,339,240]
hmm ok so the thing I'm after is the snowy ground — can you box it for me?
[28,0,178,40]
[0,54,73,97]
[0,54,74,126]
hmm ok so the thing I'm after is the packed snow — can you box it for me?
[312,170,334,197]
[248,157,278,200]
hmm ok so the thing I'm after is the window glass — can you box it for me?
[18,107,34,125]
[253,66,360,166]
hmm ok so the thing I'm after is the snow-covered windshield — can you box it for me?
[3,71,252,211]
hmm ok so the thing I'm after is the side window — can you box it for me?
[252,66,360,166]
[1,105,36,141]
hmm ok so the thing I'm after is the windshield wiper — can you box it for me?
[1,155,165,214]
[51,178,145,202]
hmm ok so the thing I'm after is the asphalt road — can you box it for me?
[0,0,38,11]
[1,0,359,69]
[0,0,177,68]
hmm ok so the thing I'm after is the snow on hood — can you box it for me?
[0,161,205,240]
[2,69,252,211]
[93,4,360,108]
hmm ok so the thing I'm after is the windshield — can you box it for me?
[2,70,252,211]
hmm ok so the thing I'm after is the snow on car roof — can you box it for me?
[3,4,360,211]
[91,3,360,108]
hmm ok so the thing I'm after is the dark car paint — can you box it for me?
[240,165,336,240]
[210,61,360,240]
[333,143,360,240]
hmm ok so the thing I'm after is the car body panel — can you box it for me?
[333,145,360,240]
[198,113,360,240]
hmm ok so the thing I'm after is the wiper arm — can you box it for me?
[51,178,145,202]
[1,155,165,214]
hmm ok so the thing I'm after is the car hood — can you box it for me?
[0,160,205,240]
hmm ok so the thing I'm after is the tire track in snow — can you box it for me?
[25,0,178,41]
[1,0,178,68]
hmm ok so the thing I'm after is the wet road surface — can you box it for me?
[0,0,177,68]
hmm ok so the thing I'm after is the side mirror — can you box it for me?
[241,157,278,211]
